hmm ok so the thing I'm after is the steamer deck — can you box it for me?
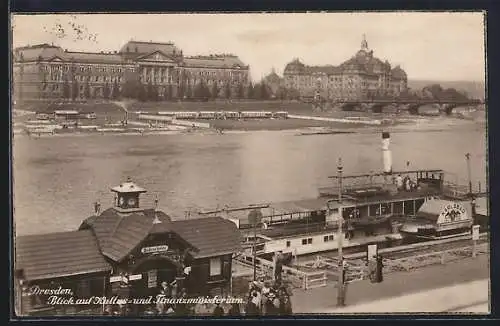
[200,132,488,258]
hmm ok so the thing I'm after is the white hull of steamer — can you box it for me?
[243,230,403,257]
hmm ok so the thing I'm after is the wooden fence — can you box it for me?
[233,252,327,290]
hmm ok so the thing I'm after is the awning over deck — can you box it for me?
[202,198,329,226]
[265,198,329,216]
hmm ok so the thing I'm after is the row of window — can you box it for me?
[287,75,402,84]
[43,65,134,73]
[141,67,173,75]
[78,66,130,73]
[141,76,174,84]
[46,74,122,83]
[142,77,244,86]
[283,234,336,248]
[184,69,246,78]
[43,82,121,91]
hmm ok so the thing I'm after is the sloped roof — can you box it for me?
[305,65,341,75]
[119,40,181,56]
[15,230,111,281]
[13,44,130,64]
[340,53,387,70]
[184,55,247,69]
[79,208,176,262]
[284,59,306,73]
[265,71,282,83]
[110,181,146,193]
[391,66,407,80]
[65,51,127,64]
[13,44,65,62]
[80,208,240,261]
[172,217,242,258]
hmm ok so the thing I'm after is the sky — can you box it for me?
[11,12,486,82]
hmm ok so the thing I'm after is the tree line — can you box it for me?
[60,76,301,102]
[395,84,471,101]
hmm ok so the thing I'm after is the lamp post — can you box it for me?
[15,269,25,316]
[248,209,262,281]
[465,153,473,195]
[336,158,346,307]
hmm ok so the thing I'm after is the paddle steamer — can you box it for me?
[199,132,488,259]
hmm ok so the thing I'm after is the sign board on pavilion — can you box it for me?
[110,276,122,283]
[129,274,143,281]
[141,245,169,254]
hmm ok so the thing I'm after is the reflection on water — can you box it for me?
[13,120,488,236]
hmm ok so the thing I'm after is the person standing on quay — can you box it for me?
[228,303,241,316]
[212,302,225,316]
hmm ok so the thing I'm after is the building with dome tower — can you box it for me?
[14,178,241,316]
[283,35,408,101]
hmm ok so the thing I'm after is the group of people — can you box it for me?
[104,277,293,317]
[153,280,191,315]
[244,280,293,316]
[395,174,419,192]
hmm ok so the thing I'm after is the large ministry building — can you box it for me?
[12,40,250,102]
[283,36,408,101]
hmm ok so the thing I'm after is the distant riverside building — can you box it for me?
[283,35,408,101]
[12,40,250,102]
[263,68,284,98]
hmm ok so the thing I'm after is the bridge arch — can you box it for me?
[407,103,423,115]
[339,102,358,111]
[370,103,386,113]
[440,103,459,115]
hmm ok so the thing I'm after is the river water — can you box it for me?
[13,116,488,236]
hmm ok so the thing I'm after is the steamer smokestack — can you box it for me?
[382,132,392,174]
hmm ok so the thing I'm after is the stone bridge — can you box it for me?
[330,99,484,115]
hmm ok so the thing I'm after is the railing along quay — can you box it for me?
[341,232,488,260]
[233,252,328,290]
[302,232,489,284]
[234,232,489,290]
